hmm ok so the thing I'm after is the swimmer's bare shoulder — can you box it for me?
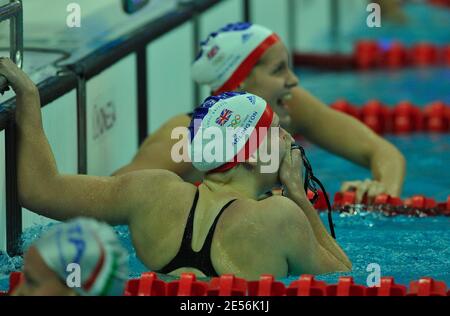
[208,195,305,278]
[124,168,195,227]
[242,195,349,275]
[122,168,192,212]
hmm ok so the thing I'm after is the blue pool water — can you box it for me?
[1,127,450,290]
[317,2,450,53]
[297,67,450,106]
[347,2,450,46]
[1,210,449,291]
[1,139,450,291]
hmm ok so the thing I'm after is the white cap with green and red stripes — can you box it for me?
[34,217,128,296]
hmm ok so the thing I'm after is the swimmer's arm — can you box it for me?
[283,192,352,269]
[277,200,350,274]
[7,61,177,225]
[112,114,194,177]
[287,86,406,196]
[19,169,178,225]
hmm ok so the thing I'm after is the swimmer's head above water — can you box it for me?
[13,218,128,296]
[188,91,293,175]
[192,22,299,127]
[188,92,336,237]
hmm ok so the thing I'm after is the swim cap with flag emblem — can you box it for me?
[192,22,279,95]
[188,92,274,173]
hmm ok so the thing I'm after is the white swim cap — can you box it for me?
[192,22,279,95]
[188,92,274,173]
[34,217,128,296]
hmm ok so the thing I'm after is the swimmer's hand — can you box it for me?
[340,178,388,204]
[0,57,37,95]
[279,139,306,199]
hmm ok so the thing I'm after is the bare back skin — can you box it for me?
[130,181,289,279]
[126,169,351,280]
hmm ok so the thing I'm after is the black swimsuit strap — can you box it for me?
[157,189,237,276]
[199,198,236,254]
[177,189,200,251]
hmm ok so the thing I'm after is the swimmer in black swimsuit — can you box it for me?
[157,189,236,276]
[4,59,350,279]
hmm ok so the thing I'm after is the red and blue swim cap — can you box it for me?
[188,92,273,173]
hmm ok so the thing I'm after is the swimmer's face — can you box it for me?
[257,113,292,172]
[272,113,293,166]
[12,247,76,296]
[242,41,299,128]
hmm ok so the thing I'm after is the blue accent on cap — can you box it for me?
[200,22,253,47]
[188,92,246,141]
[219,22,252,32]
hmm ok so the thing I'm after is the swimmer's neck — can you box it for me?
[203,172,275,200]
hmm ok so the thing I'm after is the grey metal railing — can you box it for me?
[0,0,23,90]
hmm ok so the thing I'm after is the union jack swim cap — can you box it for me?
[188,92,273,172]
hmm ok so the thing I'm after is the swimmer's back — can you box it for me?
[128,177,344,279]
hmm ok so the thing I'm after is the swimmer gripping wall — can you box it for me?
[2,50,349,282]
[1,0,450,297]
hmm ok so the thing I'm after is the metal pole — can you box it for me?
[0,0,23,88]
[2,0,23,256]
[77,78,87,175]
[330,0,340,52]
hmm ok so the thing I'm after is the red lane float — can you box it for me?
[392,101,423,133]
[286,274,327,296]
[382,41,409,68]
[4,272,449,296]
[330,99,449,134]
[166,273,209,296]
[208,274,247,296]
[360,100,392,134]
[365,277,407,296]
[424,101,449,132]
[294,41,450,70]
[407,277,448,296]
[307,189,329,210]
[330,191,450,217]
[247,274,286,296]
[428,0,450,7]
[410,42,439,66]
[7,271,23,295]
[330,99,361,119]
[124,272,166,296]
[444,45,450,66]
[354,40,382,69]
[325,277,366,296]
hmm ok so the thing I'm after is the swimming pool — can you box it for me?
[1,1,449,294]
[1,62,450,295]
[2,202,449,290]
[2,106,450,292]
